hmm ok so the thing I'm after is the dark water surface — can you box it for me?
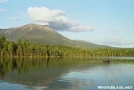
[0,57,134,90]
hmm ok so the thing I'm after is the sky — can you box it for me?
[0,0,134,48]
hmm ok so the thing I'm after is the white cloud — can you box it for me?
[101,40,134,47]
[18,12,27,17]
[8,17,21,20]
[0,9,8,12]
[93,37,134,47]
[27,7,93,32]
[0,0,7,3]
[109,30,118,33]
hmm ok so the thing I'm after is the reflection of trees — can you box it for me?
[110,59,134,64]
[0,57,14,77]
[0,57,88,87]
[0,57,95,79]
[0,57,134,88]
[0,57,134,78]
[47,57,50,67]
[0,57,48,77]
[0,57,75,77]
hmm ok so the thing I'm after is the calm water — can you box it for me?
[0,57,134,90]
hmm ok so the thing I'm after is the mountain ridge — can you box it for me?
[0,24,109,48]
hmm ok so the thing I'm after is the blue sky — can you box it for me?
[0,0,134,48]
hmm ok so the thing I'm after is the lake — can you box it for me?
[0,57,134,90]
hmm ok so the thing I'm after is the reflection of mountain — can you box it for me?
[0,57,134,89]
[0,58,63,87]
[47,78,94,90]
[0,57,102,87]
[3,67,67,87]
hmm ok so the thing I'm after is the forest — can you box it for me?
[0,35,134,57]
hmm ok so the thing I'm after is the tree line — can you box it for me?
[0,35,134,57]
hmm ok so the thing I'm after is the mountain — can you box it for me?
[0,24,108,48]
[74,40,108,48]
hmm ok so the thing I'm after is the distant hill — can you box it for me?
[0,24,109,48]
[73,40,108,48]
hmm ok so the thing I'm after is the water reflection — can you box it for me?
[0,57,134,90]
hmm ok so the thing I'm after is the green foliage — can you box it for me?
[0,35,134,57]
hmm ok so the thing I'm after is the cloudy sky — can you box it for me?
[0,0,134,48]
